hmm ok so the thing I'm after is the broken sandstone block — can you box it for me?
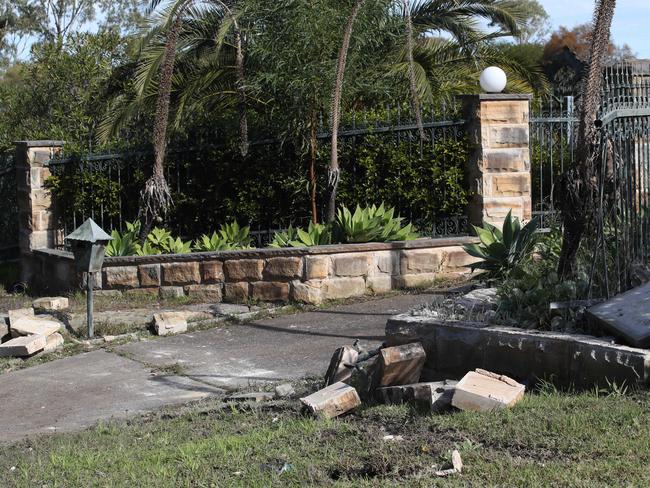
[152,312,188,336]
[33,297,69,312]
[43,333,64,353]
[377,342,426,387]
[8,308,34,326]
[324,345,359,386]
[452,369,525,412]
[0,334,47,357]
[300,382,361,419]
[376,380,457,412]
[10,316,63,337]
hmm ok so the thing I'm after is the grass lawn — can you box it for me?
[2,386,650,487]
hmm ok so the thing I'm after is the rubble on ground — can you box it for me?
[152,312,188,336]
[302,339,526,419]
[0,304,66,358]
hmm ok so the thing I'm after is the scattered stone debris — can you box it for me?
[376,343,426,387]
[0,306,65,357]
[300,382,361,419]
[275,383,295,398]
[587,281,650,348]
[382,434,404,442]
[376,380,457,412]
[452,369,525,412]
[32,296,69,312]
[226,391,275,403]
[152,312,188,336]
[435,450,463,477]
[0,334,47,357]
[324,345,359,385]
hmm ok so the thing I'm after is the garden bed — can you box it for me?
[27,237,478,303]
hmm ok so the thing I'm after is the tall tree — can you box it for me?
[327,0,366,223]
[557,0,617,278]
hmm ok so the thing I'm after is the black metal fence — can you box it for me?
[0,151,18,258]
[45,102,469,243]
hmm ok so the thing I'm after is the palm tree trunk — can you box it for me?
[310,109,319,224]
[402,0,425,143]
[138,7,185,242]
[557,0,617,278]
[327,0,366,223]
[234,23,249,157]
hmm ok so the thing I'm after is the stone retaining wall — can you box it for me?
[31,237,478,304]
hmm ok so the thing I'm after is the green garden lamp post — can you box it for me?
[65,218,112,338]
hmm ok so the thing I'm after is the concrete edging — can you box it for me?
[386,314,650,389]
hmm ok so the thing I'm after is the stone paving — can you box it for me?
[0,293,439,444]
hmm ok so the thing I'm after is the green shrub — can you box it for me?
[463,211,540,279]
[269,226,300,248]
[194,221,252,251]
[335,203,418,243]
[105,221,140,257]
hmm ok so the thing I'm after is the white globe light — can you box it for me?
[480,66,507,93]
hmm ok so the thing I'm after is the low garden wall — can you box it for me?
[30,237,477,304]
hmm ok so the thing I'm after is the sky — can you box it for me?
[542,0,650,58]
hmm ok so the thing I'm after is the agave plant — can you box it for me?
[105,221,141,257]
[194,221,252,251]
[269,226,300,248]
[291,222,332,247]
[335,203,418,243]
[463,211,541,279]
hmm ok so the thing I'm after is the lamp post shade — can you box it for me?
[65,218,113,273]
[479,66,507,93]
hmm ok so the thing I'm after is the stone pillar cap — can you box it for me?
[14,140,65,148]
[458,93,532,101]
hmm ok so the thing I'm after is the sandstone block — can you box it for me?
[488,125,529,148]
[305,256,329,279]
[0,334,46,357]
[32,296,69,312]
[153,312,188,336]
[43,332,64,353]
[321,277,366,300]
[376,380,456,411]
[251,281,290,301]
[8,308,34,326]
[291,280,323,305]
[201,261,224,283]
[184,284,223,302]
[452,369,525,412]
[480,101,529,124]
[440,247,479,270]
[395,273,438,289]
[10,316,62,337]
[377,342,426,387]
[264,257,303,280]
[224,282,250,303]
[367,275,392,294]
[159,286,185,299]
[161,262,200,286]
[332,254,370,277]
[138,264,161,287]
[483,148,527,172]
[103,266,139,289]
[374,251,398,275]
[324,345,360,386]
[400,250,441,275]
[224,259,264,281]
[491,174,530,197]
[300,382,361,419]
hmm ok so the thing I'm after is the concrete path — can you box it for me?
[0,293,437,444]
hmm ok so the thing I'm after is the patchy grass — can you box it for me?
[2,388,650,487]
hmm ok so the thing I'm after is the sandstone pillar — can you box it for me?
[461,94,532,228]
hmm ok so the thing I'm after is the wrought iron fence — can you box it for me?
[593,63,650,294]
[0,150,18,257]
[46,102,468,243]
[530,95,578,222]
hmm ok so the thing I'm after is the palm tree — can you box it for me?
[325,0,528,222]
[557,0,617,278]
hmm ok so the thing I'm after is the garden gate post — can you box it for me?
[15,141,65,282]
[461,94,532,228]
